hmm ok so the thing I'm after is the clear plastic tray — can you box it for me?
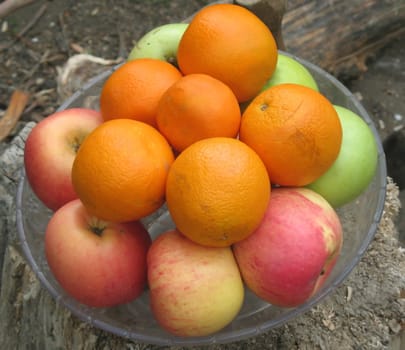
[16,52,387,346]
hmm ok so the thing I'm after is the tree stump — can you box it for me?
[234,0,405,77]
[282,0,405,77]
[0,129,403,349]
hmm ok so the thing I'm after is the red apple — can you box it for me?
[233,187,342,308]
[24,108,103,211]
[147,229,244,337]
[45,199,151,308]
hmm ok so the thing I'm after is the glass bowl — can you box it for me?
[16,52,387,346]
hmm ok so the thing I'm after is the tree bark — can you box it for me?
[234,0,288,49]
[282,0,405,76]
[233,0,405,76]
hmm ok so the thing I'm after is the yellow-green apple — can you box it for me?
[45,199,151,308]
[128,23,188,66]
[147,229,244,337]
[261,53,319,91]
[307,105,378,207]
[233,187,342,308]
[24,108,103,211]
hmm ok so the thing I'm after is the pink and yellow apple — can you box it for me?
[24,108,103,211]
[233,187,342,308]
[45,199,151,308]
[147,229,244,337]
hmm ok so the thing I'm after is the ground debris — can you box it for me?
[56,53,122,102]
[0,89,30,142]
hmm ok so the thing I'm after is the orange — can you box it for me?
[177,3,278,103]
[166,137,271,247]
[239,83,343,186]
[99,58,182,127]
[156,73,241,152]
[71,119,175,222]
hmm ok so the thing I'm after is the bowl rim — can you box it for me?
[15,51,387,346]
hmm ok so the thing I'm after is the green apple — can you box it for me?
[128,23,188,66]
[306,105,378,208]
[261,53,319,91]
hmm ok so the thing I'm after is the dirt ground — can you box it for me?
[0,0,214,125]
[0,0,404,348]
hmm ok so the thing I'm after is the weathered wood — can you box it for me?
[229,0,405,77]
[282,0,405,76]
[234,0,287,49]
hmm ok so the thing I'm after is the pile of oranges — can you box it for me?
[71,3,343,248]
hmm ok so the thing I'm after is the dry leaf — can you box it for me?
[0,90,30,142]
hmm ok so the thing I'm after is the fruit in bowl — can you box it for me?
[177,3,278,102]
[45,199,151,308]
[307,105,379,208]
[239,83,343,187]
[233,187,343,308]
[128,23,189,65]
[147,229,244,337]
[261,52,319,91]
[24,108,103,211]
[71,119,175,223]
[156,73,242,152]
[165,137,271,248]
[99,58,182,127]
[17,2,386,345]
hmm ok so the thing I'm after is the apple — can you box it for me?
[45,199,151,308]
[261,53,319,91]
[24,108,103,211]
[233,187,342,308]
[128,23,188,66]
[147,229,244,337]
[307,105,378,208]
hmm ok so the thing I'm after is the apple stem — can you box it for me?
[73,137,82,153]
[71,132,89,153]
[87,217,109,237]
[90,226,104,236]
[87,219,107,236]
